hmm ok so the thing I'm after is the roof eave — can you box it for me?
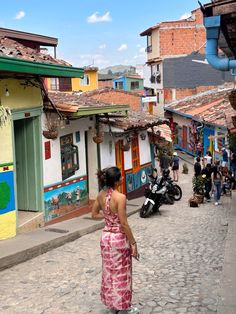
[0,55,84,78]
[72,105,130,117]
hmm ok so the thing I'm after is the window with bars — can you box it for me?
[131,81,140,90]
[80,74,90,86]
[50,78,72,91]
[115,81,124,90]
[131,136,140,172]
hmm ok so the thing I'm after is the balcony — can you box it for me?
[145,45,152,53]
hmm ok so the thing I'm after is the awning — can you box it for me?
[0,55,84,78]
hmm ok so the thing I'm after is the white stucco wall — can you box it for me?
[100,134,116,169]
[42,114,93,186]
[139,131,151,165]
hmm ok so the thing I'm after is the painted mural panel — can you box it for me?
[0,167,16,240]
[44,176,88,222]
[125,163,152,194]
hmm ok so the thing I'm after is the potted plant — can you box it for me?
[192,175,205,203]
[182,163,189,174]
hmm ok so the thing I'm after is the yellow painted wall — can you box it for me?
[0,79,42,110]
[0,78,42,241]
[0,210,16,240]
[72,70,98,92]
[46,70,98,93]
[0,123,13,164]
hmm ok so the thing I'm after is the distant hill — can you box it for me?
[99,65,136,75]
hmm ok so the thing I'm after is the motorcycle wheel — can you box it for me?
[165,193,174,205]
[173,185,182,201]
[140,203,153,218]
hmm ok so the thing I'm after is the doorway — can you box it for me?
[13,116,43,212]
[115,140,125,193]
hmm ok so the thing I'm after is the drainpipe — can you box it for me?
[204,16,236,71]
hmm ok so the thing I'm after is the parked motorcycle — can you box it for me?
[140,169,182,218]
[140,171,173,218]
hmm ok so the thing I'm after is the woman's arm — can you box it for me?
[117,194,139,259]
[91,197,104,219]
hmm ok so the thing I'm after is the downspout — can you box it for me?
[204,16,236,71]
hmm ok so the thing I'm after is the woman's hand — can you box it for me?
[131,243,139,260]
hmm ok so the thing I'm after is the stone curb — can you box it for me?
[0,207,140,272]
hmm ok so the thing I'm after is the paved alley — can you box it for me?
[0,163,230,314]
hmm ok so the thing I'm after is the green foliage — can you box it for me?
[192,175,205,195]
[0,182,10,209]
[229,133,236,154]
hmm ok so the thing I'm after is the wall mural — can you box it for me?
[0,169,15,215]
[126,163,152,193]
[44,176,88,222]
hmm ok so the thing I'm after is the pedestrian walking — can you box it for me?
[92,166,139,314]
[211,161,223,206]
[194,156,202,177]
[201,163,212,201]
[221,147,229,168]
[160,149,170,174]
[171,152,179,182]
[204,151,212,167]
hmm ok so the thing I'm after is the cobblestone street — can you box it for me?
[0,165,230,314]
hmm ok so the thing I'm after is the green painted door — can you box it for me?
[14,116,43,211]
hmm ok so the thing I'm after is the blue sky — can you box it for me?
[1,0,209,69]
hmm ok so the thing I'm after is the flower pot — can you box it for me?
[122,142,130,151]
[43,130,58,140]
[194,193,204,204]
[228,90,236,110]
[93,135,103,144]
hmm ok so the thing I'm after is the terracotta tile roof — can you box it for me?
[47,91,122,113]
[165,85,236,127]
[148,124,172,142]
[0,37,69,65]
[83,87,142,98]
[100,110,168,131]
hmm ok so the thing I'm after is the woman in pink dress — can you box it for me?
[92,167,139,314]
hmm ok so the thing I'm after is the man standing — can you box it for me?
[194,157,202,177]
[160,150,170,173]
[222,148,229,168]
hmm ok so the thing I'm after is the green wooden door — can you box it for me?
[14,116,43,211]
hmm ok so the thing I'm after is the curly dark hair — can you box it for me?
[97,167,121,189]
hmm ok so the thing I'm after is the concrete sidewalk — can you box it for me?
[0,196,144,271]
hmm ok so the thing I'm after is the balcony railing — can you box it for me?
[145,45,152,53]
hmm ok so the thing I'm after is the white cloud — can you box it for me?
[99,44,106,49]
[15,11,25,20]
[79,53,110,66]
[139,47,145,54]
[87,12,112,23]
[180,12,191,20]
[118,44,128,52]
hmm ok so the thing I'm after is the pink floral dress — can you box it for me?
[100,188,132,311]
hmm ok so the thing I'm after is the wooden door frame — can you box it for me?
[115,140,125,193]
[12,107,43,216]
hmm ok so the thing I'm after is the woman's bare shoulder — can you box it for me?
[113,190,126,201]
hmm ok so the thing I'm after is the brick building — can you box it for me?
[84,87,141,111]
[140,8,232,106]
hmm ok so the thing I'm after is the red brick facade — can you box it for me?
[89,89,141,111]
[164,84,232,104]
[159,9,206,57]
[98,80,113,88]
